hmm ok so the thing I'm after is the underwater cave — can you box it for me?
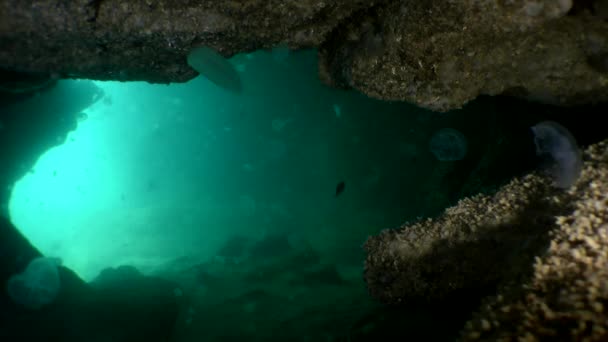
[2,1,608,341]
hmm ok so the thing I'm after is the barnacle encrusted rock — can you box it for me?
[1,0,607,111]
[319,0,608,111]
[364,172,572,305]
[462,140,608,341]
[365,137,608,340]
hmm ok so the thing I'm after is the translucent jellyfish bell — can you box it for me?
[429,128,467,161]
[187,46,242,93]
[530,120,581,189]
[6,257,61,310]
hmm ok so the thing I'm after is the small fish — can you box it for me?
[335,181,345,197]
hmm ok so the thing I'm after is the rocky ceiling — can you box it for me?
[1,0,607,111]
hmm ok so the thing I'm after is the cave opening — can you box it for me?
[3,48,603,341]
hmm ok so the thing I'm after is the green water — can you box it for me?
[6,49,497,340]
[9,50,439,278]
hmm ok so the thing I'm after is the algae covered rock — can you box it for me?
[320,0,608,111]
[365,134,608,340]
[462,139,608,341]
[364,173,566,304]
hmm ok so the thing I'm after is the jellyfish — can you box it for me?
[6,257,61,310]
[530,120,582,189]
[187,46,242,93]
[429,128,467,161]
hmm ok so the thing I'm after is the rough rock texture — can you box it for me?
[319,0,608,111]
[0,0,372,83]
[461,139,608,341]
[365,138,608,340]
[364,172,570,305]
[2,1,607,110]
[0,216,180,342]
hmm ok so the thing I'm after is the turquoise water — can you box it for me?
[9,50,441,280]
[5,49,504,340]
